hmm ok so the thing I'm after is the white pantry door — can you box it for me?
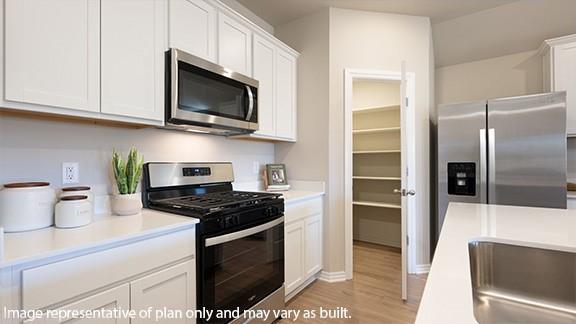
[400,62,416,301]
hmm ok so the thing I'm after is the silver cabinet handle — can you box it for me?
[394,189,402,194]
[406,190,416,196]
[245,85,254,121]
[479,129,487,203]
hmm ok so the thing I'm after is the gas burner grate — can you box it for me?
[153,191,280,214]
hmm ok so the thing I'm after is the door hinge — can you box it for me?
[405,97,409,107]
[406,167,409,177]
[406,235,409,246]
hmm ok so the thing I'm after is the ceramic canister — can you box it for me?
[61,186,94,212]
[0,182,56,232]
[55,195,93,229]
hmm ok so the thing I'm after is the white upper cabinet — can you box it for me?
[4,0,100,112]
[239,33,299,142]
[252,34,276,137]
[275,49,297,140]
[168,0,216,62]
[541,34,576,135]
[218,13,252,76]
[100,0,166,121]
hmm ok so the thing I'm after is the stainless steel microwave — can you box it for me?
[165,48,258,135]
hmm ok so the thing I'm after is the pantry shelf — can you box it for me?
[353,201,401,209]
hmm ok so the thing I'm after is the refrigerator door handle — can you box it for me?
[488,128,496,203]
[479,129,487,203]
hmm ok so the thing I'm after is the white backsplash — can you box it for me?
[0,114,275,194]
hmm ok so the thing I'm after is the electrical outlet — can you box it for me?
[253,161,260,175]
[62,162,79,184]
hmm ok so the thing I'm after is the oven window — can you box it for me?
[202,221,284,323]
[178,62,248,121]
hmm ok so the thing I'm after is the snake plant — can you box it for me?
[112,148,144,195]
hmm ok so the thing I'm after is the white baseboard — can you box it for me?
[318,271,347,283]
[414,264,430,274]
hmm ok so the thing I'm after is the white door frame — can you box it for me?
[343,68,417,280]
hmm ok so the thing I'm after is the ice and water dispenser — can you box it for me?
[447,163,476,196]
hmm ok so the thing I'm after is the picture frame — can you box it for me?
[266,164,288,186]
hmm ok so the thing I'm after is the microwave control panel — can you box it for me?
[447,162,476,196]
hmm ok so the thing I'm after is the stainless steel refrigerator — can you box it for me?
[436,92,567,243]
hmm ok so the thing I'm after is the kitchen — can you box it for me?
[0,0,575,323]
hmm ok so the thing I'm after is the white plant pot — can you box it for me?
[111,193,143,216]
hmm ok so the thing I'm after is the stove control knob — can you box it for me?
[265,206,278,217]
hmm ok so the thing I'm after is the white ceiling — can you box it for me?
[236,0,516,26]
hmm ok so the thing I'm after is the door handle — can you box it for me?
[394,189,416,196]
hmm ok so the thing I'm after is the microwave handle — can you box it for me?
[205,216,283,247]
[245,85,254,121]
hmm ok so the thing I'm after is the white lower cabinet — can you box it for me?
[25,285,130,324]
[131,261,196,324]
[12,228,196,324]
[285,221,305,294]
[304,214,323,277]
[284,197,323,298]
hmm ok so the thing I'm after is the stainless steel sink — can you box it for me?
[468,241,576,324]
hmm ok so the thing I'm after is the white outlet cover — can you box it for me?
[62,162,79,184]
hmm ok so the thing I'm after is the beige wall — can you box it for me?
[436,50,543,105]
[329,8,433,272]
[274,11,330,182]
[276,8,434,272]
[0,114,274,193]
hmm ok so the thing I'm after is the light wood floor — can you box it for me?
[280,241,427,323]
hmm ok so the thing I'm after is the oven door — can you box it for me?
[201,216,284,324]
[169,49,258,132]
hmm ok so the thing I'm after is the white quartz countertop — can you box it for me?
[0,209,198,268]
[416,203,576,324]
[279,190,324,204]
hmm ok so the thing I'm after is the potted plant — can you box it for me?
[111,148,144,216]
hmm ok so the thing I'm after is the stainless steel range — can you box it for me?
[143,162,285,324]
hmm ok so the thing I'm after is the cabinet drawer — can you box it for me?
[22,229,195,310]
[285,198,322,223]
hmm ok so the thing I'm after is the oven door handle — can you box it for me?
[205,216,284,247]
[245,85,254,121]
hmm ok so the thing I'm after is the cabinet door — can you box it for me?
[5,0,99,112]
[285,220,305,295]
[169,0,216,62]
[253,35,276,137]
[553,42,576,135]
[101,0,166,121]
[217,13,252,76]
[304,214,323,277]
[275,50,297,140]
[25,284,130,324]
[131,260,196,324]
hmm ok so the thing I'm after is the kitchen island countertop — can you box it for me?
[416,203,576,324]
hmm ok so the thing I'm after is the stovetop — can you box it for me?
[149,190,281,218]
